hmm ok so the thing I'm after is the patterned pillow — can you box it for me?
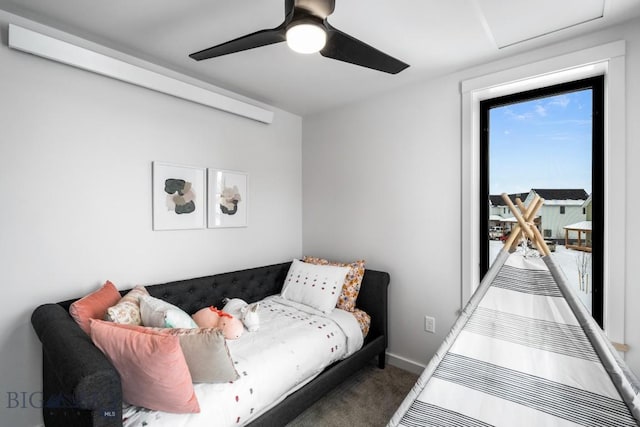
[105,285,149,325]
[303,257,366,312]
[352,308,371,338]
[281,259,350,314]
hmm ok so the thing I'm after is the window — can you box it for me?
[462,41,627,343]
[479,76,604,325]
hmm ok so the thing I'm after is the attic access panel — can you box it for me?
[476,0,604,48]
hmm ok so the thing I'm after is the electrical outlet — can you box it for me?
[424,316,435,333]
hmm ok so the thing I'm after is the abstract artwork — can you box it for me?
[152,162,206,230]
[208,169,248,228]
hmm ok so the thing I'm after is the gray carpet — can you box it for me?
[286,359,419,427]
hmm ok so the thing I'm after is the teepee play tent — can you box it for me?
[388,194,640,427]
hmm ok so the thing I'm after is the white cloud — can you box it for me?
[535,104,547,116]
[504,108,533,121]
[548,94,570,108]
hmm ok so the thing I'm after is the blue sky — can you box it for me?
[489,89,593,195]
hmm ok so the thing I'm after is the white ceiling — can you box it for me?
[1,0,639,116]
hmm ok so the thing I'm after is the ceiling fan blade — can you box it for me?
[285,0,295,17]
[320,22,409,74]
[190,28,286,61]
[295,0,335,18]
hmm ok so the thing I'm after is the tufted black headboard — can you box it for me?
[57,262,291,314]
[56,261,388,345]
[146,262,292,314]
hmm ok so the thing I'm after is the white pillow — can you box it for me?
[281,259,350,313]
[140,295,197,329]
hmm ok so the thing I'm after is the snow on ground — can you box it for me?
[489,240,592,312]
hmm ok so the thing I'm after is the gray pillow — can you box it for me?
[151,327,239,383]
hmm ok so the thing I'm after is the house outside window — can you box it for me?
[560,206,566,214]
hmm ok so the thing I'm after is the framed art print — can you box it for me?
[208,169,248,228]
[152,162,206,230]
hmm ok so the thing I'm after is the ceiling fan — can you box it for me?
[189,0,409,74]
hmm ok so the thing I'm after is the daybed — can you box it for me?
[31,261,390,427]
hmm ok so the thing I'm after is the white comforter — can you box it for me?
[123,295,363,427]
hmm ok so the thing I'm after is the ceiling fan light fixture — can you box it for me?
[286,21,326,54]
[190,0,409,74]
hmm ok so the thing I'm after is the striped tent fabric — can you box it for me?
[388,250,640,427]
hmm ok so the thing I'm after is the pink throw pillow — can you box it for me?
[69,281,121,334]
[90,319,200,413]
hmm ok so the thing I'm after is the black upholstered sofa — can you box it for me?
[31,261,390,427]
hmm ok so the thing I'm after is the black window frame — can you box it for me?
[479,75,604,326]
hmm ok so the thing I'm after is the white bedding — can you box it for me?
[122,295,363,427]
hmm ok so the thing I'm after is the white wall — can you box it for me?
[0,17,302,427]
[302,18,640,374]
[622,19,640,377]
[302,75,463,370]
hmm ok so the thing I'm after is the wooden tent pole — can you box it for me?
[529,219,551,257]
[502,194,551,256]
[502,195,540,252]
[515,198,529,245]
[515,198,533,244]
[503,196,536,241]
[524,197,550,256]
[501,194,551,256]
[514,196,550,256]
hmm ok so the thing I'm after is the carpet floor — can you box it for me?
[286,359,419,427]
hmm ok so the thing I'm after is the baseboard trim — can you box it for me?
[386,352,426,375]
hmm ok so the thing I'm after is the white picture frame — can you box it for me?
[208,169,248,228]
[152,162,206,230]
